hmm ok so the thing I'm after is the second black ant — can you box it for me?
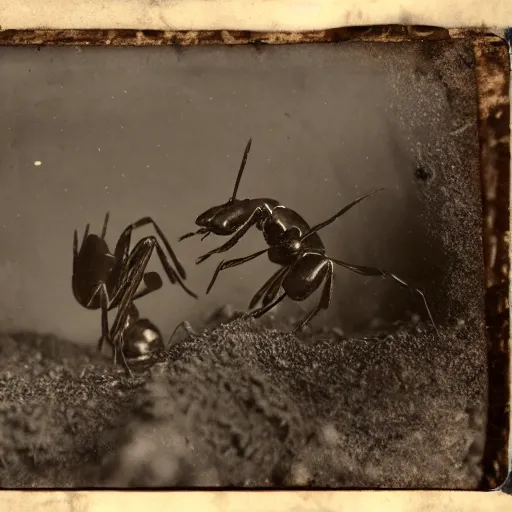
[179,138,439,334]
[73,212,197,375]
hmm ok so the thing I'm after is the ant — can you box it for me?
[179,138,439,335]
[72,212,197,375]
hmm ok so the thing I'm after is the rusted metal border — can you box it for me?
[0,25,504,46]
[474,36,511,491]
[0,24,509,491]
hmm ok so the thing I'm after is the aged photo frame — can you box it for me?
[0,1,511,511]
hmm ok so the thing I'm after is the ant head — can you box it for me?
[195,202,228,228]
[195,199,243,236]
[179,139,253,243]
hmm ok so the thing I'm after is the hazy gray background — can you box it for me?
[0,43,463,345]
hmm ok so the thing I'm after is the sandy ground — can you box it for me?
[0,312,486,488]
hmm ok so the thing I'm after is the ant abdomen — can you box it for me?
[283,253,331,301]
[122,317,164,362]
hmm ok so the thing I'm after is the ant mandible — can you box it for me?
[72,212,197,374]
[179,139,438,335]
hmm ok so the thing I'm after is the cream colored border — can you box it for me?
[0,491,511,511]
[0,0,510,30]
[0,0,511,511]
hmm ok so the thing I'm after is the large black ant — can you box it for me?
[72,212,197,374]
[179,139,438,334]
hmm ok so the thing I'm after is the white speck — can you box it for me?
[157,144,160,148]
[64,188,68,192]
[105,186,108,190]
[98,148,101,152]
[146,165,150,168]
[111,96,114,99]
[121,173,125,178]
[34,161,42,166]
[121,125,124,130]
[124,90,127,93]
[16,213,20,218]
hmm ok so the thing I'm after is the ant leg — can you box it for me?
[83,282,113,352]
[109,239,159,357]
[249,266,289,309]
[331,258,439,335]
[151,241,198,299]
[248,266,290,318]
[205,248,269,294]
[98,284,111,352]
[113,224,176,286]
[81,223,90,248]
[118,217,187,279]
[167,320,197,347]
[178,227,209,242]
[72,223,90,261]
[100,211,110,239]
[110,329,133,378]
[292,261,334,333]
[249,292,287,319]
[300,189,384,243]
[132,271,163,301]
[120,235,197,299]
[261,268,290,307]
[117,334,134,378]
[196,208,263,265]
[73,231,78,259]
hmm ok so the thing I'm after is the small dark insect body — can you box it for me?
[121,303,165,363]
[72,213,196,375]
[180,138,438,334]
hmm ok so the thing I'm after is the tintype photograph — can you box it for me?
[0,27,509,490]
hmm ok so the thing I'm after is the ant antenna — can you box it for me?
[332,258,440,337]
[300,188,384,242]
[101,211,110,239]
[229,138,252,203]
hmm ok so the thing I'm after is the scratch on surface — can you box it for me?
[450,121,472,136]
